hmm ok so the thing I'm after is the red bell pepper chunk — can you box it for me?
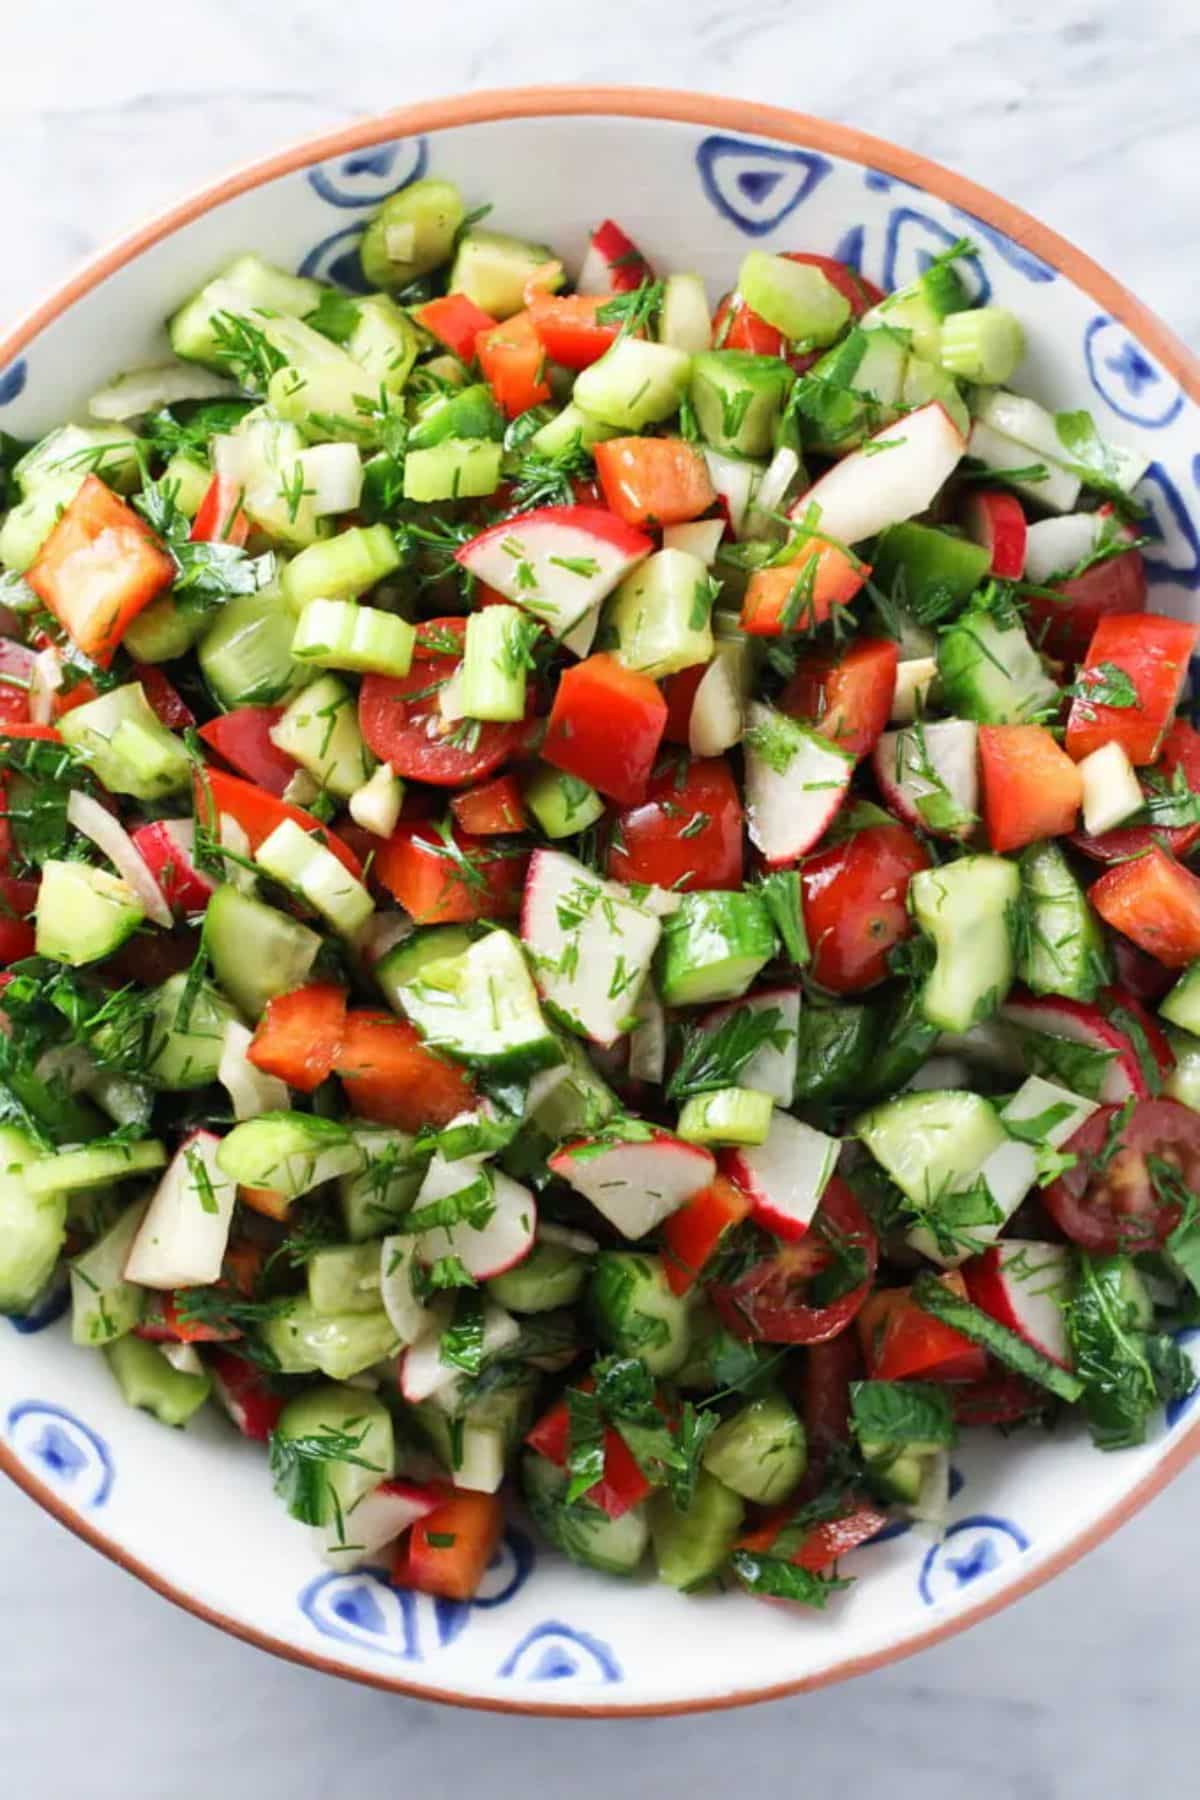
[542,653,667,807]
[978,723,1084,853]
[193,767,363,880]
[238,1185,291,1222]
[735,1499,888,1572]
[592,437,716,527]
[740,539,869,636]
[1026,546,1148,664]
[26,474,175,666]
[414,293,498,364]
[1090,844,1200,968]
[1065,613,1198,765]
[190,473,250,547]
[856,1275,988,1383]
[374,822,525,924]
[395,1489,505,1601]
[780,637,899,762]
[207,1348,286,1442]
[525,1383,653,1519]
[197,707,297,797]
[450,774,527,836]
[335,1009,476,1132]
[0,722,61,742]
[134,1291,241,1344]
[0,875,39,966]
[247,982,348,1093]
[660,1175,752,1295]
[527,291,619,370]
[607,754,744,893]
[660,663,707,745]
[475,310,551,419]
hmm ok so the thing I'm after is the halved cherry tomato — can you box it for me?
[476,311,551,418]
[373,822,525,925]
[542,653,667,807]
[132,664,195,731]
[414,293,497,363]
[190,473,250,547]
[100,927,201,989]
[194,767,362,879]
[740,539,869,636]
[0,875,39,964]
[606,754,743,892]
[1070,715,1200,863]
[1043,1097,1199,1251]
[856,1273,988,1383]
[1090,844,1200,967]
[336,1010,476,1131]
[527,291,619,370]
[1026,546,1148,664]
[26,474,175,665]
[1109,934,1175,1004]
[396,1488,504,1601]
[1065,613,1197,765]
[359,617,528,788]
[592,437,716,528]
[197,707,296,798]
[978,723,1083,854]
[660,1174,752,1295]
[247,983,348,1093]
[800,821,929,993]
[710,1177,878,1344]
[525,1382,653,1520]
[450,774,527,836]
[780,637,898,762]
[713,253,882,368]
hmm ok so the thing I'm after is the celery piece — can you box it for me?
[292,598,415,678]
[939,307,1025,385]
[255,818,374,935]
[281,525,400,609]
[269,673,375,799]
[677,1086,774,1147]
[460,604,534,721]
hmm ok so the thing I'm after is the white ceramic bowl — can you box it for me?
[2,87,1199,1716]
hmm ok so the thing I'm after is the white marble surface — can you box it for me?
[1,1,1198,1791]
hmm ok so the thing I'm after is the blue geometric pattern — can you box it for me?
[497,1619,623,1685]
[6,1269,70,1334]
[306,137,428,209]
[1138,460,1200,590]
[1166,1330,1200,1430]
[695,135,832,236]
[882,207,990,304]
[1084,314,1185,428]
[918,1515,1030,1607]
[0,361,26,406]
[297,227,374,293]
[5,1401,114,1510]
[950,210,1058,284]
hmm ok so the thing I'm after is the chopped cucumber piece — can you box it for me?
[409,383,505,449]
[788,326,908,453]
[870,521,990,621]
[487,1239,589,1313]
[292,597,415,678]
[690,350,794,457]
[657,889,776,1007]
[398,928,560,1076]
[574,338,692,430]
[360,179,467,291]
[863,256,971,360]
[939,307,1025,384]
[1017,840,1109,1002]
[702,1391,807,1504]
[1165,1027,1200,1112]
[271,1383,394,1524]
[26,1139,167,1197]
[70,1199,147,1345]
[523,1451,649,1576]
[58,683,190,799]
[460,604,536,721]
[1162,963,1200,1038]
[738,251,851,346]
[677,1086,774,1146]
[0,471,87,572]
[265,1299,400,1379]
[910,855,1020,1032]
[525,1030,618,1140]
[1078,741,1143,837]
[281,525,400,610]
[307,1241,384,1317]
[375,925,478,1006]
[449,226,561,320]
[217,1111,364,1199]
[199,587,311,709]
[606,547,714,678]
[404,438,504,502]
[269,673,374,798]
[938,604,1060,725]
[147,972,241,1091]
[530,402,621,457]
[857,1088,1007,1210]
[255,818,375,934]
[204,884,322,1019]
[168,254,322,365]
[337,1126,426,1240]
[522,765,606,839]
[0,1127,65,1314]
[35,861,144,966]
[344,293,420,394]
[16,422,142,496]
[104,1335,211,1426]
[901,355,971,436]
[590,1251,692,1377]
[649,1469,744,1591]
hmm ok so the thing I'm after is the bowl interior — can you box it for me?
[3,96,1199,1714]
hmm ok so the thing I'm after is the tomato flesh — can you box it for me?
[800,821,929,993]
[1026,547,1148,664]
[1042,1097,1200,1251]
[198,707,296,797]
[710,1177,878,1343]
[358,618,528,788]
[607,755,743,892]
[857,1275,988,1383]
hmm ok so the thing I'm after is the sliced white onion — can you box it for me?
[537,1220,600,1255]
[218,810,257,894]
[298,443,364,518]
[354,909,414,966]
[437,664,467,724]
[628,983,666,1084]
[218,1019,289,1121]
[89,363,238,422]
[28,647,63,727]
[279,770,321,808]
[35,1043,97,1094]
[160,1341,206,1376]
[67,790,173,927]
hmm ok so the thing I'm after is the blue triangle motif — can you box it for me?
[696,135,832,237]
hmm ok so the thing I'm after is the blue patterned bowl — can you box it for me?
[2,88,1198,1714]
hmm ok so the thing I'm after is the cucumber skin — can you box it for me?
[649,1470,745,1590]
[204,885,322,1020]
[148,973,240,1091]
[375,927,478,1007]
[272,1383,395,1525]
[1017,840,1109,1003]
[104,1335,211,1427]
[487,1240,588,1313]
[856,1088,1006,1208]
[0,1127,66,1315]
[1161,964,1200,1039]
[701,1391,807,1504]
[658,890,777,1007]
[589,1252,693,1378]
[910,855,1020,1034]
[522,1452,650,1576]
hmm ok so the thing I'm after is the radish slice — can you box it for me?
[965,420,1082,514]
[414,1158,538,1281]
[298,443,364,517]
[703,449,757,537]
[124,1132,237,1289]
[521,849,662,1046]
[313,1476,442,1572]
[743,701,854,864]
[689,646,747,758]
[208,1349,285,1442]
[962,489,1027,579]
[791,402,965,545]
[400,1299,520,1404]
[576,218,652,295]
[964,1239,1074,1367]
[88,362,238,421]
[974,389,1150,496]
[1023,514,1105,585]
[999,992,1171,1102]
[873,719,979,841]
[455,506,653,638]
[695,987,801,1105]
[560,604,601,659]
[218,1019,289,1121]
[721,1112,838,1241]
[131,817,217,915]
[537,1220,600,1255]
[68,791,173,927]
[550,1129,714,1240]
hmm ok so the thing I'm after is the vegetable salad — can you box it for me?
[0,171,1197,1607]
